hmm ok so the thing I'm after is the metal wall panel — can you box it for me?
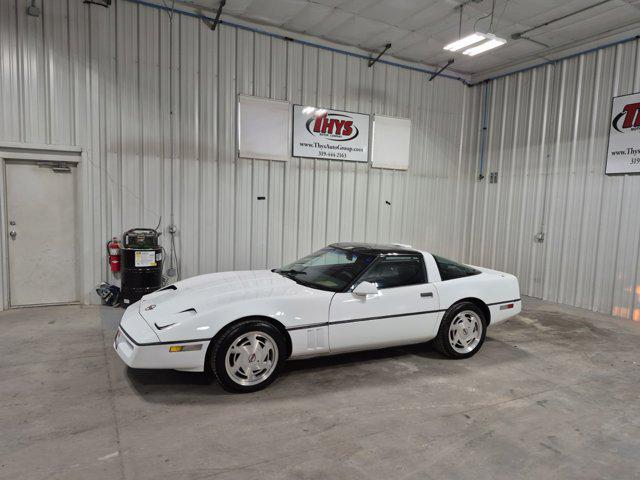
[466,40,640,322]
[0,0,473,305]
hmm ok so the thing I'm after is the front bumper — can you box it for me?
[113,309,210,372]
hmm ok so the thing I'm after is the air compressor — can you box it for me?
[120,228,163,306]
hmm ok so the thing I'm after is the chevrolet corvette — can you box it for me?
[114,243,521,392]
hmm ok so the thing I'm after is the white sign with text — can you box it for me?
[606,92,640,174]
[292,105,370,162]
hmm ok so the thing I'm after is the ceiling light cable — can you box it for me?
[161,0,180,280]
[489,0,496,32]
[473,11,492,32]
[495,0,512,30]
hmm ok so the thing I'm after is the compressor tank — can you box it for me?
[120,229,163,306]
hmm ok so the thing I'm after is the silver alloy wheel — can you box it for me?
[448,310,483,354]
[224,331,279,386]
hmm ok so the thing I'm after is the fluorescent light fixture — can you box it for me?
[443,33,486,52]
[463,36,506,56]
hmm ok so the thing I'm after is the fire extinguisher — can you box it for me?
[107,237,121,273]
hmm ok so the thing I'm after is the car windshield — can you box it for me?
[275,247,376,292]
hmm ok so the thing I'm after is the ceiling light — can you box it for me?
[462,36,506,56]
[443,33,486,52]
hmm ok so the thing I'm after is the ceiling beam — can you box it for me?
[368,43,392,68]
[202,0,225,31]
[429,59,455,81]
[128,0,471,82]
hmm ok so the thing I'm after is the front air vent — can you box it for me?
[158,285,177,292]
[178,308,197,315]
[155,322,175,330]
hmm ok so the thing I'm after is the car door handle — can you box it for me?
[420,292,433,298]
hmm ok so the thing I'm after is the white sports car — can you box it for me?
[114,243,521,392]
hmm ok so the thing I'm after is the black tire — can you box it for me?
[210,319,286,393]
[434,301,487,359]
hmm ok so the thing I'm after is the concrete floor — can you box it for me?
[1,297,639,480]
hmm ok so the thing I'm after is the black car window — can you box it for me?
[432,254,481,281]
[357,255,426,289]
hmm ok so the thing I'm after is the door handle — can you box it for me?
[420,292,433,298]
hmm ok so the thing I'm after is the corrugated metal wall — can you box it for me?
[0,0,474,304]
[466,40,640,321]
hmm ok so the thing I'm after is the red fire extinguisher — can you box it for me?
[107,237,121,273]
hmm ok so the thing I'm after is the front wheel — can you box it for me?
[210,320,285,393]
[434,302,487,359]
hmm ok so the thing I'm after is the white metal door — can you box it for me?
[5,161,79,307]
[329,284,440,352]
[329,255,440,352]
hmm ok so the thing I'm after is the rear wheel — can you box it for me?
[210,319,285,393]
[435,302,487,359]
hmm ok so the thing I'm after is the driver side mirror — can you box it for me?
[352,281,379,298]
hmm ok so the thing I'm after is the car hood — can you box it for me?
[138,270,312,328]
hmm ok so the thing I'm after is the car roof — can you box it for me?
[329,242,421,256]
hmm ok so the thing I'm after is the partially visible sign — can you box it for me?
[606,92,640,174]
[292,105,370,162]
[238,95,291,161]
[135,251,156,267]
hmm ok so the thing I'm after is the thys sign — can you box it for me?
[606,92,640,174]
[292,105,370,162]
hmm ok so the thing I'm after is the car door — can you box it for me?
[328,254,440,353]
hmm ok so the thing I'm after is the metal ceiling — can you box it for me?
[175,0,640,79]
